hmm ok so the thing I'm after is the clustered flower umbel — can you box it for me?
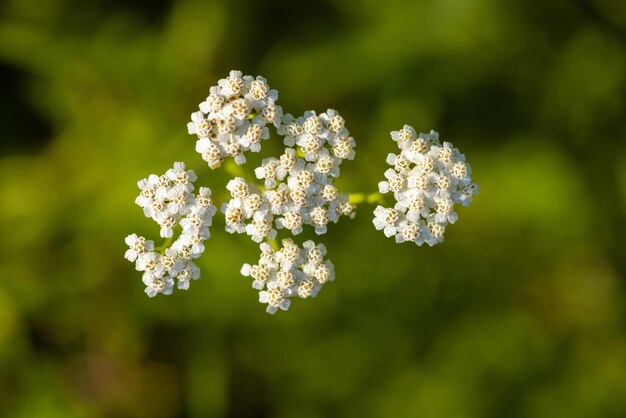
[187,70,281,168]
[373,125,478,246]
[125,162,217,296]
[125,72,479,314]
[241,239,334,314]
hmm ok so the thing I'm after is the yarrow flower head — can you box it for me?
[188,71,282,168]
[219,108,356,245]
[258,110,356,232]
[241,239,335,314]
[126,162,216,296]
[125,72,480,316]
[373,126,478,246]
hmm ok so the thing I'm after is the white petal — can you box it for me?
[240,263,252,276]
[383,226,397,237]
[124,249,137,262]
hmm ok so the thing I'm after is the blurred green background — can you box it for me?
[1,0,626,417]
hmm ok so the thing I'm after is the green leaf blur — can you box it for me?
[1,0,625,417]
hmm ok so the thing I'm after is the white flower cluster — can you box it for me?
[127,72,356,313]
[221,177,277,243]
[373,126,478,246]
[248,110,356,235]
[126,71,482,315]
[125,162,217,296]
[241,239,335,314]
[216,109,355,312]
[187,70,282,168]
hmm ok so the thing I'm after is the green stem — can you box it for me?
[224,159,247,178]
[348,192,385,205]
[267,238,280,251]
[156,236,174,254]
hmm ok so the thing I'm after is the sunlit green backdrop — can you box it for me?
[1,0,625,417]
